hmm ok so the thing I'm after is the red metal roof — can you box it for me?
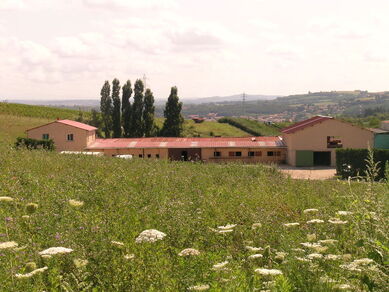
[57,120,97,131]
[281,116,333,134]
[86,136,286,149]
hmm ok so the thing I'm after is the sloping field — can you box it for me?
[218,118,290,136]
[0,148,387,291]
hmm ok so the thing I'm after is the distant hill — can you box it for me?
[183,94,280,104]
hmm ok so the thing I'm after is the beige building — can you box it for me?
[27,119,97,152]
[281,116,374,166]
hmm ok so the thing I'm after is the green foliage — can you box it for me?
[111,78,122,138]
[121,80,133,138]
[89,110,103,137]
[14,137,55,151]
[336,148,389,180]
[218,117,288,136]
[161,86,184,137]
[100,81,112,138]
[130,79,145,137]
[143,88,157,137]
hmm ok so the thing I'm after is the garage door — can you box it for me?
[296,150,313,167]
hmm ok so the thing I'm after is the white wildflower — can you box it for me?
[307,219,324,224]
[135,229,166,243]
[303,208,319,214]
[245,246,263,252]
[111,241,125,247]
[21,215,30,220]
[328,218,348,225]
[212,261,228,270]
[292,248,304,253]
[217,224,237,230]
[188,284,210,291]
[319,239,338,245]
[335,284,352,290]
[300,242,322,249]
[124,254,135,260]
[68,199,84,207]
[325,254,342,260]
[255,268,283,276]
[283,222,300,227]
[319,276,337,283]
[0,241,18,250]
[275,252,287,262]
[352,258,374,265]
[336,211,353,216]
[312,246,328,253]
[252,222,262,229]
[307,233,317,241]
[73,258,88,268]
[340,263,362,272]
[178,248,200,257]
[307,253,323,259]
[248,254,263,259]
[39,247,73,256]
[0,196,14,202]
[15,266,48,279]
[295,256,311,262]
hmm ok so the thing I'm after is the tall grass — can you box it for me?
[0,147,387,291]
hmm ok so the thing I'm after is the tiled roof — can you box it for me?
[57,120,97,131]
[86,136,286,149]
[281,116,333,134]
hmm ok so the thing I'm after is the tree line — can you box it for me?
[98,78,184,138]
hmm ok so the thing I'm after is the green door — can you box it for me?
[296,150,313,167]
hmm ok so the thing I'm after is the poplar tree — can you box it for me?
[130,79,144,137]
[161,86,184,137]
[122,80,133,138]
[100,80,112,138]
[111,78,122,138]
[143,88,156,137]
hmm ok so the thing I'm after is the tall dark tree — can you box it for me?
[111,78,122,138]
[122,80,133,137]
[130,79,144,137]
[100,80,112,138]
[143,88,156,137]
[161,86,184,137]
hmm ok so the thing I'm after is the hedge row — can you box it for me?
[336,148,389,180]
[15,137,55,151]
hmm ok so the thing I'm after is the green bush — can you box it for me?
[15,137,55,151]
[336,148,389,179]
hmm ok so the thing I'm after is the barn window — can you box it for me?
[235,152,242,157]
[147,154,151,158]
[67,134,74,141]
[156,154,160,158]
[267,151,274,156]
[327,136,342,148]
[214,151,221,157]
[42,133,49,140]
[139,154,143,158]
[248,151,255,157]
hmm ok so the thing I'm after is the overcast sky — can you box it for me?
[1,0,389,100]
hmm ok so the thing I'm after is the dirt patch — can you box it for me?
[278,165,337,180]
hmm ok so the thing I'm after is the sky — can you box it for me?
[0,0,389,100]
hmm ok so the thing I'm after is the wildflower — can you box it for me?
[217,224,237,230]
[188,284,210,291]
[307,233,317,241]
[319,276,337,283]
[254,268,283,276]
[307,253,323,259]
[303,208,319,214]
[313,246,328,253]
[325,254,341,260]
[124,254,135,260]
[336,211,353,216]
[26,203,38,214]
[25,262,37,272]
[212,261,228,270]
[292,248,304,253]
[275,252,287,262]
[248,254,263,259]
[307,219,324,224]
[73,258,88,268]
[21,215,30,220]
[0,196,14,202]
[328,218,348,225]
[218,229,233,233]
[295,256,310,262]
[245,246,263,252]
[283,222,300,227]
[352,258,374,265]
[135,229,166,243]
[319,239,338,245]
[111,241,125,247]
[0,241,18,250]
[68,199,84,207]
[39,247,73,256]
[15,266,48,279]
[252,222,262,229]
[178,248,200,257]
[335,284,352,290]
[340,263,362,272]
[300,242,322,249]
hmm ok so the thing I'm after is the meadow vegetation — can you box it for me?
[0,146,387,291]
[218,118,290,136]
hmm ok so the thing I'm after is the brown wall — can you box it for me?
[282,119,374,166]
[27,122,96,152]
[201,147,286,164]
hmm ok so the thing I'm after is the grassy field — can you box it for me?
[0,145,387,291]
[218,118,290,136]
[183,120,250,137]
